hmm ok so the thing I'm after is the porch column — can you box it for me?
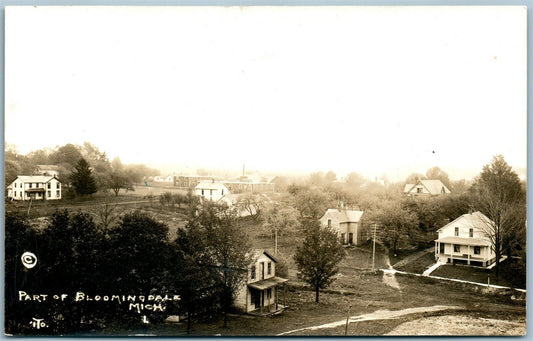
[275,286,278,310]
[284,284,287,307]
[260,291,263,314]
[245,287,249,312]
[450,245,453,264]
[467,245,471,265]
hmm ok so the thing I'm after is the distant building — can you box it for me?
[234,250,288,315]
[404,179,451,196]
[175,175,216,188]
[154,175,174,183]
[222,181,274,194]
[319,208,364,245]
[7,175,62,201]
[35,165,60,177]
[195,181,229,201]
[434,211,496,267]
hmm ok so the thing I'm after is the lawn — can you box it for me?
[431,259,526,289]
[395,252,436,274]
[95,269,525,336]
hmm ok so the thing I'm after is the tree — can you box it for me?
[70,158,97,196]
[185,202,252,327]
[405,173,426,184]
[294,220,345,303]
[345,172,366,189]
[374,201,418,255]
[50,144,83,167]
[292,187,334,220]
[426,166,451,189]
[262,203,300,255]
[471,155,525,280]
[324,171,337,183]
[236,193,264,220]
[107,170,133,196]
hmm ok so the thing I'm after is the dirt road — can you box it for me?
[277,305,464,336]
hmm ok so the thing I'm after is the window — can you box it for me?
[267,262,271,275]
[47,183,51,189]
[474,246,481,255]
[201,189,204,195]
[453,244,460,253]
[454,227,459,236]
[210,189,213,196]
[440,243,445,253]
[222,189,224,195]
[56,182,60,189]
[29,183,32,189]
[469,228,473,238]
[327,219,331,228]
[267,288,272,299]
[47,191,51,198]
[251,265,256,280]
[36,183,39,188]
[56,190,60,197]
[417,187,422,193]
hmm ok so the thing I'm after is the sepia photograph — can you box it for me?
[3,5,527,336]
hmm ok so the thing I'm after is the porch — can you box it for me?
[245,276,288,316]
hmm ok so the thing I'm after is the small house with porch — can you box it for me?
[319,208,364,245]
[234,250,288,315]
[434,211,496,267]
[7,175,62,201]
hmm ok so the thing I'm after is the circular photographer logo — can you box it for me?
[21,252,38,269]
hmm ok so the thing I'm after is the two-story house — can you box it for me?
[434,211,496,267]
[7,175,62,201]
[234,250,288,315]
[319,208,364,245]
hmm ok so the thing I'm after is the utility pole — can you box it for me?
[372,223,377,272]
[344,305,352,336]
[27,197,33,217]
[274,226,278,257]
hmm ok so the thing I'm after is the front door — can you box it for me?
[251,289,261,309]
[348,233,353,244]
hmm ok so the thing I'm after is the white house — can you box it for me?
[319,208,364,245]
[234,250,288,315]
[195,181,229,201]
[434,211,496,267]
[404,179,451,196]
[7,175,62,201]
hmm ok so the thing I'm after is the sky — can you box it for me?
[4,6,527,181]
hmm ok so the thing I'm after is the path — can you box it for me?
[422,262,442,276]
[381,268,526,293]
[382,257,400,290]
[277,305,464,336]
[392,247,433,269]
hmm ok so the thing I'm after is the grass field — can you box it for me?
[96,269,525,336]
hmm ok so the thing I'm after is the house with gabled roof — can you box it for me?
[404,179,451,196]
[234,250,288,315]
[7,175,62,201]
[319,208,364,245]
[195,181,229,201]
[434,211,496,267]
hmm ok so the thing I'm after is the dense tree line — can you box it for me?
[5,142,160,197]
[5,201,252,335]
